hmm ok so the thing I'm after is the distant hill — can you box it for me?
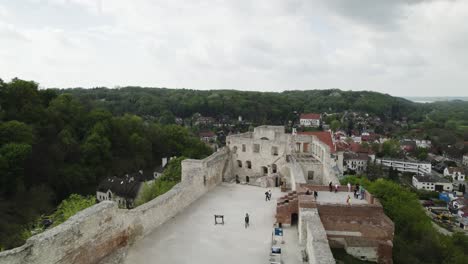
[56,87,422,123]
[404,96,468,103]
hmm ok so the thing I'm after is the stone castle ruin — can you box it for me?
[0,126,393,264]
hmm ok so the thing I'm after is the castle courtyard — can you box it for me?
[123,183,302,264]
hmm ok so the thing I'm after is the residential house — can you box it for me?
[343,152,370,174]
[96,170,154,209]
[299,113,321,127]
[444,167,466,181]
[400,140,416,152]
[449,198,468,218]
[412,174,453,192]
[415,139,431,149]
[199,131,217,143]
[96,158,170,208]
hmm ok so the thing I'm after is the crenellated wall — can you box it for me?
[0,148,231,264]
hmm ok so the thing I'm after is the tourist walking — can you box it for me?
[265,191,269,201]
[245,213,250,228]
[314,190,318,200]
[347,182,351,192]
[346,195,351,206]
[329,181,333,192]
[334,183,339,193]
[268,190,272,200]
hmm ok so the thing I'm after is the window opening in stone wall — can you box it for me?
[232,146,237,153]
[246,160,252,169]
[308,171,314,181]
[242,144,246,152]
[272,164,277,173]
[253,144,260,153]
[262,166,268,175]
[271,146,278,156]
[246,176,250,183]
[237,160,242,167]
[204,175,207,186]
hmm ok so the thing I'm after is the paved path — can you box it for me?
[123,183,299,264]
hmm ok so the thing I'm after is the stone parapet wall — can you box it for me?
[0,148,230,264]
[305,212,335,264]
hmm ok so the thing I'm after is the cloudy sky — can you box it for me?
[0,0,467,96]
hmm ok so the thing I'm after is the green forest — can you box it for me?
[0,78,212,250]
[57,86,426,124]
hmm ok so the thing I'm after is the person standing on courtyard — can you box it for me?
[268,190,272,200]
[346,195,351,206]
[347,182,351,192]
[265,190,269,201]
[329,181,333,192]
[314,190,318,200]
[245,213,250,228]
[334,183,339,193]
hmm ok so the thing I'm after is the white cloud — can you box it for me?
[0,0,467,96]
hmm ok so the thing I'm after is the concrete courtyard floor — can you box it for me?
[123,183,302,264]
[315,191,368,205]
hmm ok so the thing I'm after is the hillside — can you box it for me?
[57,87,423,124]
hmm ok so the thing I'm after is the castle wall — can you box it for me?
[0,148,231,264]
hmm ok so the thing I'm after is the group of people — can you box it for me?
[328,181,341,192]
[353,183,365,200]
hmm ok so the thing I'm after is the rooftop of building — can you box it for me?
[300,113,321,120]
[377,157,431,164]
[413,174,451,183]
[297,131,335,153]
[446,167,465,174]
[343,152,369,161]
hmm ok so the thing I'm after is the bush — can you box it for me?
[135,157,185,206]
[415,190,439,200]
[344,176,468,263]
[51,194,96,227]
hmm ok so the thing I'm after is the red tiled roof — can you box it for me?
[335,141,350,152]
[349,142,374,154]
[300,113,321,120]
[298,131,335,153]
[199,131,216,137]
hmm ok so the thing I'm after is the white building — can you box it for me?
[299,113,321,127]
[415,139,431,149]
[376,158,431,175]
[343,152,369,174]
[412,174,453,192]
[444,167,465,181]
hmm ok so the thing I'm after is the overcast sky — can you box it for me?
[0,0,467,96]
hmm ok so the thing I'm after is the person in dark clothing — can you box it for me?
[306,189,311,195]
[245,213,250,228]
[329,181,333,192]
[314,190,318,200]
